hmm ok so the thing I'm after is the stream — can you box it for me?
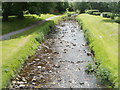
[9,18,101,88]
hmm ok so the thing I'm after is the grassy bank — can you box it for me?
[76,14,118,87]
[2,14,55,35]
[1,14,66,88]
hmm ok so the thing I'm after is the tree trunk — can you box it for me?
[17,11,24,19]
[2,13,8,21]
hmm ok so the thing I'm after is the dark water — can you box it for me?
[9,20,101,88]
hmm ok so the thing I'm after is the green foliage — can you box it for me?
[85,10,99,15]
[114,17,120,23]
[76,9,80,14]
[93,12,101,16]
[72,2,119,15]
[102,12,110,18]
[86,62,114,87]
[95,66,114,87]
[66,9,76,17]
[2,2,57,21]
[55,2,69,13]
[85,63,97,73]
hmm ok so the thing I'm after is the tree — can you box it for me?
[72,2,90,13]
[2,2,56,21]
[2,2,12,21]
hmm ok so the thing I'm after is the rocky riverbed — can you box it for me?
[9,20,101,88]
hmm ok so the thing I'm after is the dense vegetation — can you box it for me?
[2,2,70,21]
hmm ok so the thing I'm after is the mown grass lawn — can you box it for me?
[2,14,55,35]
[76,14,118,87]
[1,14,66,88]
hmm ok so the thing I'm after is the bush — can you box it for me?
[102,12,112,18]
[115,17,120,23]
[76,9,80,14]
[85,10,99,15]
[93,12,101,16]
[95,67,114,87]
[85,63,97,73]
[114,17,120,23]
[85,63,114,87]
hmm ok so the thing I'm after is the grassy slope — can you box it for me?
[76,14,118,87]
[2,14,55,35]
[1,15,66,88]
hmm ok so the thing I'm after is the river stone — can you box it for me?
[35,58,40,61]
[79,82,84,85]
[87,52,92,56]
[32,77,36,82]
[19,84,26,88]
[37,66,42,69]
[12,81,16,84]
[53,64,60,68]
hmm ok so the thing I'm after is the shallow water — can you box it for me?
[9,20,101,88]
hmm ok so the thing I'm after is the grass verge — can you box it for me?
[76,14,118,88]
[1,14,66,89]
[2,14,55,35]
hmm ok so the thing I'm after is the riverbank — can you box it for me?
[1,15,66,88]
[76,14,118,87]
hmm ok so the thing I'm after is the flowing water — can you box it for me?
[9,19,101,88]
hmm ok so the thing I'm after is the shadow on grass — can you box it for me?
[2,20,55,41]
[2,15,44,35]
[102,19,115,23]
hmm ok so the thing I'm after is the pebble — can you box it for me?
[19,84,25,87]
[79,82,84,85]
[63,51,66,53]
[53,64,60,68]
[53,51,59,54]
[37,66,42,69]
[72,43,76,46]
[87,52,92,56]
[48,56,51,59]
[32,77,36,82]
[35,58,40,60]
[12,81,16,84]
[48,70,52,73]
[32,82,36,85]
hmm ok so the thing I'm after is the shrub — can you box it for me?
[93,12,101,16]
[85,63,97,73]
[114,16,120,23]
[95,67,114,87]
[76,9,80,14]
[85,10,99,15]
[85,63,114,87]
[102,12,112,18]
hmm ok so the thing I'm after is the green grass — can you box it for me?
[2,14,55,35]
[1,14,66,89]
[76,14,118,87]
